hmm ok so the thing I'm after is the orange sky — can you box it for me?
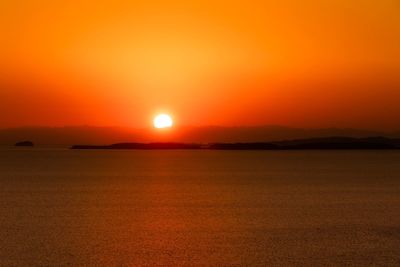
[1,0,399,130]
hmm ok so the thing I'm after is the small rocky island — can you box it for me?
[15,141,34,147]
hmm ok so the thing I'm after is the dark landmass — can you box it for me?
[209,142,279,150]
[271,136,400,150]
[71,137,400,150]
[14,141,34,147]
[1,126,397,145]
[72,142,203,150]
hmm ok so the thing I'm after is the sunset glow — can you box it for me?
[1,2,400,266]
[0,1,399,131]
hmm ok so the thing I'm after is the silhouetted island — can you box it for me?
[71,137,400,150]
[72,142,202,150]
[15,141,34,147]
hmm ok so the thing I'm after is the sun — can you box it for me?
[153,114,173,129]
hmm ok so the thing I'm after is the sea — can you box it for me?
[0,148,399,266]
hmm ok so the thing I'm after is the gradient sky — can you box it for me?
[1,0,399,130]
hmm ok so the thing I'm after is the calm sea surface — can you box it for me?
[0,149,400,266]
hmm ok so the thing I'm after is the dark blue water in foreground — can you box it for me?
[1,149,400,266]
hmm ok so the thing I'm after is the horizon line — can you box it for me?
[0,124,396,133]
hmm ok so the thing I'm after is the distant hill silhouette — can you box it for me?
[1,126,398,146]
[72,142,202,150]
[71,137,400,150]
[271,136,400,149]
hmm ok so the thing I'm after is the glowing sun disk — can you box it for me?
[153,114,173,128]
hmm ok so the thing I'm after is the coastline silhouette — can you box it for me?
[71,136,400,150]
